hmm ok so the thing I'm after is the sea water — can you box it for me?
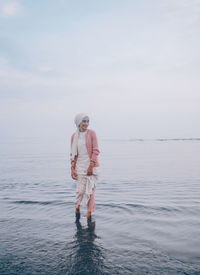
[0,138,200,274]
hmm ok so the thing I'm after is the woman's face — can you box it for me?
[79,116,89,132]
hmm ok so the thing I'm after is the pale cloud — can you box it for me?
[154,0,200,26]
[0,57,80,99]
[0,1,21,17]
[38,65,54,73]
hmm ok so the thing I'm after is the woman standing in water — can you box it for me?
[70,113,100,221]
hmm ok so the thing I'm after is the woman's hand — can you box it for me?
[71,167,77,180]
[71,159,77,180]
[87,161,95,176]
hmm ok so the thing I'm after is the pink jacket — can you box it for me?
[70,129,100,167]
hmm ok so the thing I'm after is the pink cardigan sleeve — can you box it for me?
[90,131,100,163]
[70,133,75,161]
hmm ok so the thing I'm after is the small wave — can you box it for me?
[126,203,180,212]
[11,200,68,206]
[97,202,181,213]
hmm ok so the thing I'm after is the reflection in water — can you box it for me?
[68,220,107,275]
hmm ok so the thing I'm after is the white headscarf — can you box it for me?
[71,113,88,160]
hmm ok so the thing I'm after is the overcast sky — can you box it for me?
[0,0,200,140]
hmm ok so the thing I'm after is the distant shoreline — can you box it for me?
[102,138,200,142]
[0,137,200,143]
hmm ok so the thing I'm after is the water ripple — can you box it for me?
[11,200,68,206]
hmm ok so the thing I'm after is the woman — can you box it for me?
[70,113,100,221]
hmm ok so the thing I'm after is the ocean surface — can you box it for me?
[0,138,200,275]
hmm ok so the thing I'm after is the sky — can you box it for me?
[0,0,200,140]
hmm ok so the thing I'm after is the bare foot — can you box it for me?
[86,211,91,219]
[75,206,81,221]
[75,206,80,214]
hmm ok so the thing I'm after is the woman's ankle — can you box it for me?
[86,211,91,218]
